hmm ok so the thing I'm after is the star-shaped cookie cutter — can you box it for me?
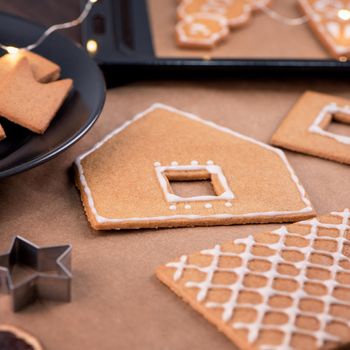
[0,236,72,311]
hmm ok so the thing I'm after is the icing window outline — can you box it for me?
[308,102,350,145]
[154,163,235,203]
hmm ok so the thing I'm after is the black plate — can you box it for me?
[82,0,350,82]
[0,11,106,179]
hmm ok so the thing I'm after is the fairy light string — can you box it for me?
[0,0,97,54]
[255,4,309,26]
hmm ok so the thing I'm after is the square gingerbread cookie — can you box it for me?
[271,91,350,165]
[75,104,314,230]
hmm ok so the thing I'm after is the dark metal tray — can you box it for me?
[81,0,350,81]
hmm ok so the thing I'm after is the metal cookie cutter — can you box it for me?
[0,236,72,312]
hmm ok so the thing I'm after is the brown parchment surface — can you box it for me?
[0,0,349,348]
[0,78,349,350]
[148,0,331,59]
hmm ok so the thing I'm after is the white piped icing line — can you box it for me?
[75,103,313,225]
[308,102,350,145]
[155,163,235,203]
[154,161,161,167]
[171,161,179,166]
[166,209,350,349]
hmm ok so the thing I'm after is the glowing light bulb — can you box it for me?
[5,46,19,55]
[86,39,98,55]
[90,0,98,3]
[338,9,350,21]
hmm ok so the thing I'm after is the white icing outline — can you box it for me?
[155,163,234,202]
[166,209,350,349]
[308,102,350,144]
[75,103,313,225]
[176,13,229,47]
[299,0,350,56]
[177,0,252,28]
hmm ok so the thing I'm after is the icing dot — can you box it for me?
[154,162,161,167]
[207,160,214,165]
[169,205,177,210]
[204,203,213,209]
[191,160,199,165]
[185,204,191,209]
[225,202,232,208]
[171,161,178,166]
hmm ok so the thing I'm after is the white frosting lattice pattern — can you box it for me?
[167,209,350,349]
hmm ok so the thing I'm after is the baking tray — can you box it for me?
[81,0,350,81]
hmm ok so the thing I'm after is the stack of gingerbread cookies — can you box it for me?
[0,51,72,139]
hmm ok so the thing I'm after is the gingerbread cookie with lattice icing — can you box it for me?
[176,13,229,49]
[271,91,350,165]
[299,0,350,59]
[0,57,72,134]
[157,209,350,350]
[74,103,314,230]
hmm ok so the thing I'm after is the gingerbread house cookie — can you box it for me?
[271,91,350,165]
[75,103,314,230]
[299,0,350,59]
[157,209,350,350]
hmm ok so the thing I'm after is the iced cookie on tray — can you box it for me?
[157,209,350,350]
[176,13,229,49]
[75,103,314,230]
[299,0,350,59]
[178,0,252,28]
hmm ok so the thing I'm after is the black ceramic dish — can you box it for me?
[0,11,106,179]
[82,0,350,83]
